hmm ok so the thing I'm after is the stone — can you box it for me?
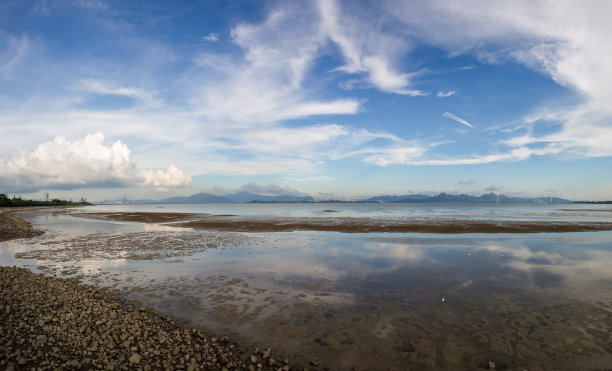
[129,353,142,364]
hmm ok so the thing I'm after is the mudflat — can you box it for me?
[78,211,612,233]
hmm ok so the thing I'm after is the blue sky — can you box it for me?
[1,0,611,201]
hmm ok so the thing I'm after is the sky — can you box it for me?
[1,0,612,202]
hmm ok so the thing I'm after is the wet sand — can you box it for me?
[77,211,612,233]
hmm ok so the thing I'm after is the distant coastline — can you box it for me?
[98,191,579,205]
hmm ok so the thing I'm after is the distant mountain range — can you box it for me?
[363,192,571,204]
[98,192,571,205]
[117,191,314,205]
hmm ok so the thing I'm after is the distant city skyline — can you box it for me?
[1,1,612,201]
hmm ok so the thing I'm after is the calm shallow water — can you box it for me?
[2,204,612,369]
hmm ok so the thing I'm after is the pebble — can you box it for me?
[0,211,44,241]
[129,353,142,364]
[0,265,303,370]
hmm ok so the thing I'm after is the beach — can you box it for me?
[0,209,45,242]
[2,205,612,370]
[0,209,300,370]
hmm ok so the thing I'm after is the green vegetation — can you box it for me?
[0,194,91,207]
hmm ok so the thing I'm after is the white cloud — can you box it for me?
[203,32,219,42]
[442,112,474,128]
[192,0,437,124]
[5,0,612,194]
[277,99,360,119]
[413,147,533,166]
[78,79,155,102]
[139,165,192,188]
[318,0,426,96]
[436,90,456,98]
[457,179,475,185]
[359,146,426,166]
[193,2,350,123]
[0,133,192,192]
[238,182,308,196]
[385,0,612,159]
[284,175,331,182]
[0,34,31,77]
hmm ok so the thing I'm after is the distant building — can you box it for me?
[45,193,49,201]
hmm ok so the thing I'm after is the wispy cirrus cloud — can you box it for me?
[3,0,612,200]
[386,0,612,159]
[318,0,426,96]
[202,32,219,42]
[457,179,475,185]
[436,90,455,98]
[0,34,31,77]
[442,112,474,128]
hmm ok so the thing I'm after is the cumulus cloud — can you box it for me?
[0,133,192,192]
[139,165,192,188]
[238,182,308,197]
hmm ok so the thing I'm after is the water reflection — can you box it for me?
[2,209,612,369]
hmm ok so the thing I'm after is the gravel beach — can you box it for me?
[0,210,303,370]
[0,209,45,242]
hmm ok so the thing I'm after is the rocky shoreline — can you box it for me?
[0,209,45,242]
[0,210,306,370]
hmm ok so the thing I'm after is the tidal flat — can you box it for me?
[2,204,612,370]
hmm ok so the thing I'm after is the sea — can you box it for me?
[2,203,612,369]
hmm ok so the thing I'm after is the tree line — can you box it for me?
[0,194,91,207]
